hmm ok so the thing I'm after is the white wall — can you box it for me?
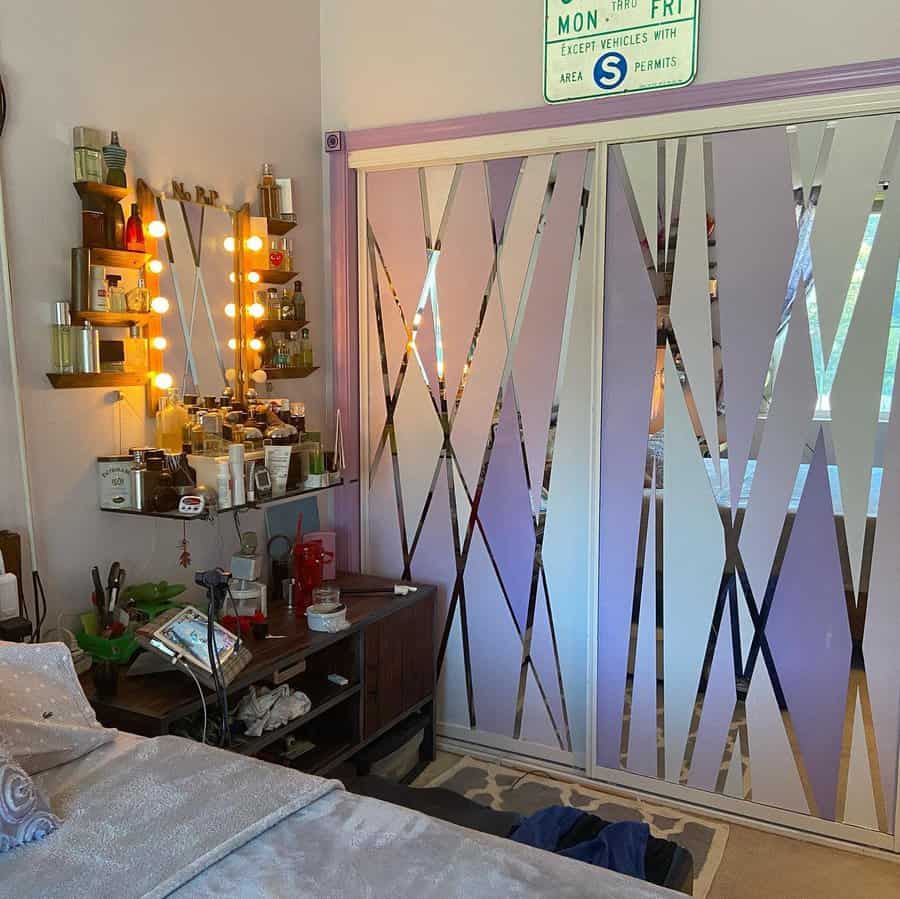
[321,1,899,130]
[0,0,324,622]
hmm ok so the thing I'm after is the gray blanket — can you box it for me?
[2,736,340,899]
[7,735,675,898]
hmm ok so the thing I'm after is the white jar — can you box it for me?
[90,265,108,311]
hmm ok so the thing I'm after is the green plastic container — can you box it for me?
[77,617,139,664]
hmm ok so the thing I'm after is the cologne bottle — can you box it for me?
[73,126,104,183]
[106,274,126,312]
[292,280,306,323]
[123,325,148,373]
[125,203,145,252]
[126,275,150,313]
[279,289,294,320]
[51,302,73,374]
[258,163,280,219]
[103,131,127,187]
[155,393,183,454]
[104,199,125,249]
[300,328,313,367]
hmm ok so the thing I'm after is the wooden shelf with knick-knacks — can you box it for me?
[262,366,319,380]
[254,318,308,333]
[71,310,154,328]
[255,269,298,285]
[46,372,147,389]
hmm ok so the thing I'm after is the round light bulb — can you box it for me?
[248,302,265,319]
[227,338,238,351]
[249,337,263,352]
[223,236,236,253]
[150,296,170,314]
[148,220,167,239]
[151,336,168,351]
[225,368,237,384]
[247,271,261,284]
[251,369,268,384]
[225,303,237,318]
[147,259,164,274]
[246,235,263,252]
[228,272,237,284]
[154,372,174,390]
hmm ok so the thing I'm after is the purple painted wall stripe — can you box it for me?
[343,60,900,153]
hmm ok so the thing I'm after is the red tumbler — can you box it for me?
[293,539,335,613]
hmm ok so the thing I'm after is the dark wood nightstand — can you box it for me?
[81,574,436,777]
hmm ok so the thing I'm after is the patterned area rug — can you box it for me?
[418,755,729,899]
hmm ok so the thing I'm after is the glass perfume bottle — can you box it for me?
[104,199,125,249]
[126,275,150,313]
[125,203,145,252]
[279,289,294,320]
[258,163,280,219]
[106,274,126,312]
[51,301,73,374]
[103,131,127,188]
[155,393,183,454]
[300,328,313,367]
[202,412,225,456]
[292,280,306,323]
[123,326,148,373]
[266,287,280,320]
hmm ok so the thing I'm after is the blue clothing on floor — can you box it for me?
[510,805,649,880]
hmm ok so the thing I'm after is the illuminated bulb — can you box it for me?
[248,337,263,352]
[150,296,170,314]
[225,303,237,318]
[223,236,236,253]
[229,272,237,284]
[154,372,174,390]
[148,220,166,238]
[248,302,265,319]
[247,271,261,284]
[251,369,268,384]
[225,368,237,384]
[246,235,263,252]
[148,258,164,274]
[151,336,168,351]
[228,338,238,351]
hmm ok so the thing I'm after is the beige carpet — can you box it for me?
[418,753,900,899]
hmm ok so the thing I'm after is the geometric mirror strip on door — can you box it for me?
[597,113,900,833]
[366,150,595,761]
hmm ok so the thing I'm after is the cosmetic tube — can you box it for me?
[229,443,246,506]
[264,445,290,497]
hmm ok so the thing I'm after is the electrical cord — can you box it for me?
[179,659,208,745]
[207,591,230,746]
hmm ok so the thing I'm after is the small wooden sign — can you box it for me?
[171,180,220,206]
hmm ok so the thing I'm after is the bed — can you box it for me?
[2,644,677,898]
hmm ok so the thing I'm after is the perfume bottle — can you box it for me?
[106,274,126,312]
[73,126,104,183]
[125,203,145,252]
[300,328,313,367]
[51,302,73,374]
[155,393,183,454]
[103,131,127,187]
[123,325,148,373]
[126,275,150,313]
[292,280,306,323]
[267,287,280,320]
[104,199,125,249]
[279,289,294,320]
[258,163,280,219]
[202,411,225,456]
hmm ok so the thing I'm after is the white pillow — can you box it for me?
[0,642,116,775]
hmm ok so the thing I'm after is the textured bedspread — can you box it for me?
[2,735,339,899]
[173,789,677,898]
[9,735,676,898]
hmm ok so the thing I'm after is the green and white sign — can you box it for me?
[544,0,700,103]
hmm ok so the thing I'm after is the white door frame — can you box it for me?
[351,84,900,853]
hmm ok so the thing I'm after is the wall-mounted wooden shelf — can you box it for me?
[71,310,153,328]
[263,366,318,380]
[84,247,151,270]
[255,269,297,285]
[255,318,308,333]
[74,181,128,202]
[46,372,146,389]
[266,217,297,237]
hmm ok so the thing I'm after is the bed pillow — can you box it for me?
[0,641,116,775]
[0,738,60,852]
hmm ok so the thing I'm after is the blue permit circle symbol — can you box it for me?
[593,52,628,90]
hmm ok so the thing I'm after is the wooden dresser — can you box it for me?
[81,574,436,777]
